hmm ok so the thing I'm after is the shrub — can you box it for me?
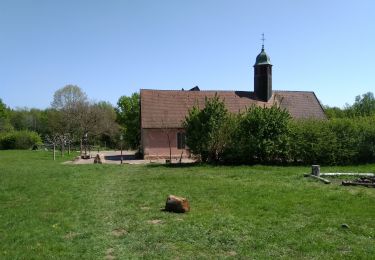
[184,96,375,165]
[234,105,291,164]
[0,130,42,150]
[290,117,375,165]
[183,94,231,162]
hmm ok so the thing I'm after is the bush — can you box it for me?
[183,94,231,162]
[289,117,375,165]
[184,96,375,165]
[0,130,42,150]
[234,105,291,164]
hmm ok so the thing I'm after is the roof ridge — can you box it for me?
[274,90,315,93]
[141,89,316,93]
[141,89,254,92]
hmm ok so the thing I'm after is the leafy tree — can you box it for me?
[91,101,120,146]
[352,92,375,116]
[51,85,88,110]
[0,98,13,132]
[51,85,89,135]
[324,92,375,119]
[184,94,231,162]
[0,98,7,119]
[237,105,291,164]
[116,93,140,150]
[50,85,120,155]
[324,106,347,119]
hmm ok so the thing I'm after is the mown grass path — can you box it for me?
[0,151,374,259]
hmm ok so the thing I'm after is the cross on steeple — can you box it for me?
[261,33,265,50]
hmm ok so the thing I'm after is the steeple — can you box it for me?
[254,34,272,101]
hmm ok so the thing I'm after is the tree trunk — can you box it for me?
[61,140,64,157]
[167,133,172,162]
[53,144,56,161]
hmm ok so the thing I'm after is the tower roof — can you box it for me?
[254,46,272,66]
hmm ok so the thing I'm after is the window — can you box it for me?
[177,132,186,149]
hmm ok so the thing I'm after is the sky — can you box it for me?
[0,0,374,109]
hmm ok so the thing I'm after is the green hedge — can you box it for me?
[0,130,42,150]
[184,96,375,165]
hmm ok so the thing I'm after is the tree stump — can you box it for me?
[312,165,320,176]
[165,195,190,213]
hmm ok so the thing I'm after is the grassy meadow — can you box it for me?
[0,150,375,259]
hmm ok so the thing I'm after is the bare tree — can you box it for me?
[45,134,60,160]
[50,86,119,158]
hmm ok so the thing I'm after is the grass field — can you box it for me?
[0,150,375,259]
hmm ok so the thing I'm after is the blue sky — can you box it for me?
[0,0,374,109]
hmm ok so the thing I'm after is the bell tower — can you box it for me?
[254,34,272,101]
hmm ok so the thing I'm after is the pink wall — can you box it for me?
[142,128,190,159]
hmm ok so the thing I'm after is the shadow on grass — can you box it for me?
[105,155,135,161]
[145,162,204,168]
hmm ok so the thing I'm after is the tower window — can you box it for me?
[177,132,186,149]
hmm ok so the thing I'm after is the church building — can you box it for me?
[140,45,326,159]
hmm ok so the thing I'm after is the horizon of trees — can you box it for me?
[1,90,375,154]
[0,85,125,152]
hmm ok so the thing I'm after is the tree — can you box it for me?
[116,93,140,150]
[51,85,88,111]
[0,99,13,132]
[236,105,291,164]
[0,98,7,119]
[49,85,120,157]
[324,106,347,119]
[183,94,231,162]
[352,92,375,117]
[88,101,120,146]
[324,92,375,119]
[51,85,89,136]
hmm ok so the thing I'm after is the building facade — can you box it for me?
[140,47,326,159]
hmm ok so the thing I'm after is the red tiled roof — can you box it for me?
[140,89,326,129]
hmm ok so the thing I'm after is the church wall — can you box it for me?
[142,128,190,160]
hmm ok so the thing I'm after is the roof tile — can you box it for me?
[141,89,326,128]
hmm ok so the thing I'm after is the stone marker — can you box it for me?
[312,165,320,176]
[94,154,105,164]
[165,195,190,213]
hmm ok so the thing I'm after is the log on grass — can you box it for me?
[310,174,331,184]
[321,173,375,177]
[342,181,375,187]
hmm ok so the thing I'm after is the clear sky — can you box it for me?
[0,0,374,109]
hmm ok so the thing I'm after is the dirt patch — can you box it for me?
[111,228,127,237]
[140,206,151,210]
[147,219,163,225]
[64,231,79,240]
[105,248,115,260]
[227,251,237,256]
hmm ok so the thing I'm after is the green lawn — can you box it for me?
[0,151,374,259]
